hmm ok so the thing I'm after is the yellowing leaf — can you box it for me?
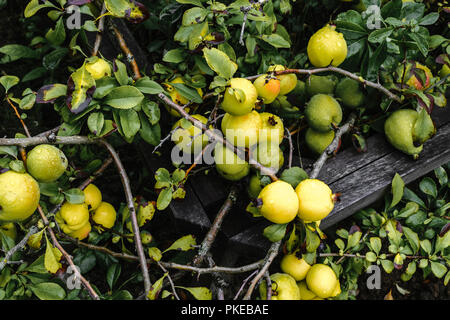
[44,236,62,274]
[27,229,44,250]
[176,286,212,300]
[147,272,168,300]
[202,47,237,80]
[148,247,162,262]
[163,234,196,253]
[66,65,96,114]
[138,202,156,227]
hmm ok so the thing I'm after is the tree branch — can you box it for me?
[193,185,239,267]
[98,139,152,296]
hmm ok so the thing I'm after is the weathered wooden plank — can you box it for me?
[169,183,212,232]
[228,220,272,256]
[321,120,450,229]
[189,170,232,210]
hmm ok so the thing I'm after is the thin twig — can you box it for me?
[234,270,258,300]
[246,67,402,102]
[242,240,281,300]
[284,127,293,169]
[0,135,95,148]
[92,3,107,57]
[193,185,239,267]
[157,261,180,300]
[5,97,31,138]
[110,22,141,80]
[264,271,272,300]
[0,226,39,270]
[98,139,151,296]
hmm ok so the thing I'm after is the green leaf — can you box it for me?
[419,177,437,198]
[370,237,382,255]
[24,0,57,18]
[418,12,439,26]
[279,167,308,188]
[0,146,18,158]
[106,264,121,290]
[260,34,291,48]
[0,44,38,63]
[202,47,238,80]
[119,109,141,139]
[381,259,394,274]
[405,261,417,276]
[182,7,207,26]
[9,160,26,173]
[408,32,429,57]
[413,108,435,145]
[397,202,419,219]
[444,271,450,286]
[434,230,450,254]
[163,234,196,253]
[113,59,129,86]
[176,286,212,300]
[0,75,19,92]
[385,220,402,247]
[434,167,448,187]
[140,100,160,125]
[188,22,209,50]
[157,187,173,211]
[38,182,59,197]
[346,231,362,250]
[43,48,68,71]
[430,261,447,279]
[104,85,144,109]
[401,2,425,21]
[402,226,420,254]
[368,28,393,44]
[175,0,204,7]
[24,255,48,274]
[163,48,186,64]
[22,67,47,82]
[134,76,164,95]
[365,252,377,262]
[139,113,161,146]
[305,227,320,253]
[170,83,203,104]
[263,223,287,242]
[87,112,105,136]
[63,188,85,204]
[403,187,426,208]
[19,94,36,110]
[420,239,432,255]
[45,17,66,46]
[29,282,66,300]
[390,173,404,208]
[93,77,119,99]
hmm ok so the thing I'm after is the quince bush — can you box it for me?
[0,0,448,301]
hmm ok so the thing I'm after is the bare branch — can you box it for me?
[98,139,152,296]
